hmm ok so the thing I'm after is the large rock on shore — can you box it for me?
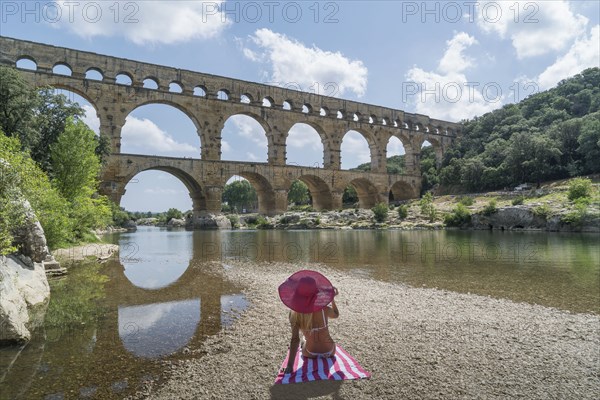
[471,206,547,230]
[12,200,60,271]
[167,218,186,228]
[1,200,52,344]
[0,255,50,343]
[186,214,232,230]
[470,205,600,232]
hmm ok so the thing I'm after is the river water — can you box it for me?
[1,227,598,399]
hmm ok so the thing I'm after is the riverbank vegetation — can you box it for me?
[0,67,116,253]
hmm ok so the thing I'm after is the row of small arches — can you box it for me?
[15,56,456,135]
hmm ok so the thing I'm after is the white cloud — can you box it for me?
[405,32,501,121]
[242,29,368,97]
[221,139,232,155]
[231,116,267,146]
[287,124,322,151]
[246,152,259,161]
[438,33,478,74]
[81,104,100,134]
[537,25,600,90]
[476,1,588,58]
[54,1,230,45]
[122,116,199,156]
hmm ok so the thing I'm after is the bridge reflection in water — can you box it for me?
[0,227,248,399]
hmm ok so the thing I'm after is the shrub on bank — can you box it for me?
[227,214,240,229]
[444,204,472,227]
[567,178,593,201]
[372,203,388,222]
[420,192,437,222]
[512,195,525,205]
[561,201,589,226]
[457,196,475,206]
[482,199,497,216]
[397,205,409,219]
[532,204,551,219]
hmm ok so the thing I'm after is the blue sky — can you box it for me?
[3,1,599,212]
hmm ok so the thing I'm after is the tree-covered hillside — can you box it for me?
[354,68,600,194]
[440,67,600,191]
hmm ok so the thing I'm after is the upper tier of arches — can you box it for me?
[4,35,461,137]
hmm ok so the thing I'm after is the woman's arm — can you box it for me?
[283,314,300,374]
[326,287,340,319]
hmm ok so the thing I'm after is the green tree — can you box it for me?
[50,118,111,239]
[165,208,183,222]
[50,119,102,201]
[523,133,562,186]
[419,192,436,222]
[32,89,84,171]
[342,185,358,204]
[0,66,38,149]
[288,180,310,205]
[0,134,72,249]
[577,115,600,173]
[0,157,25,254]
[0,67,87,170]
[110,202,131,227]
[460,158,485,191]
[222,180,257,211]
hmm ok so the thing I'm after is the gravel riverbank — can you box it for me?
[132,261,599,399]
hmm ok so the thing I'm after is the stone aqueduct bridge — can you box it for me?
[1,36,462,216]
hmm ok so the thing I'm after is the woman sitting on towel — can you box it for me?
[278,270,339,374]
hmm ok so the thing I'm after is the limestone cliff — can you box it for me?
[0,200,55,344]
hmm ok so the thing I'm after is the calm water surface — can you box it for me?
[1,227,598,399]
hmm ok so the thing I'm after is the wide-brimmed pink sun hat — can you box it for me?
[278,270,334,313]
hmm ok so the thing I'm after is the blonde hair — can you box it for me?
[290,310,313,332]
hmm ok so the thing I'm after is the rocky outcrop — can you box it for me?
[12,200,61,273]
[471,206,547,230]
[0,255,50,343]
[137,217,158,226]
[168,218,187,228]
[186,214,232,230]
[470,206,599,232]
[122,220,137,231]
[1,200,52,344]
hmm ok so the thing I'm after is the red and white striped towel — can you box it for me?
[274,345,371,384]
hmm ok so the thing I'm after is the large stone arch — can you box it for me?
[220,112,272,163]
[346,177,382,209]
[293,174,334,211]
[129,99,203,132]
[120,100,204,157]
[286,122,329,168]
[389,180,419,202]
[39,82,101,115]
[340,129,378,170]
[420,135,444,168]
[221,110,272,133]
[119,165,206,214]
[223,172,278,216]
